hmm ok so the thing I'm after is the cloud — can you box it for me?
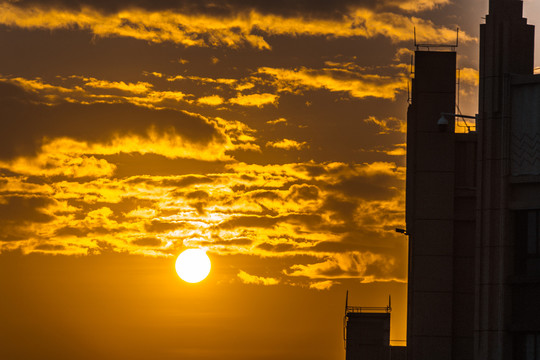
[131,237,163,247]
[237,270,280,285]
[266,139,308,150]
[0,80,266,168]
[0,160,406,283]
[364,116,406,133]
[2,75,189,108]
[258,67,407,100]
[384,0,450,12]
[285,252,403,283]
[197,95,225,106]
[0,151,117,178]
[393,47,414,61]
[83,78,153,94]
[459,67,479,86]
[266,118,287,125]
[0,0,374,17]
[0,2,474,50]
[229,93,278,107]
[309,280,338,290]
[385,144,406,156]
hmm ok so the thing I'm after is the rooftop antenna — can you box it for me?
[345,290,349,314]
[343,290,349,348]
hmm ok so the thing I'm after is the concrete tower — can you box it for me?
[406,48,477,360]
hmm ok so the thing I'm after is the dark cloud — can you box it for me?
[54,226,90,237]
[256,242,296,252]
[193,237,253,246]
[0,196,55,241]
[288,184,319,201]
[125,175,217,188]
[34,243,66,251]
[159,176,216,188]
[312,240,367,253]
[185,190,209,200]
[0,196,55,223]
[250,190,280,200]
[145,220,192,233]
[320,196,357,224]
[329,174,402,200]
[219,215,279,229]
[131,237,162,247]
[0,81,223,160]
[283,214,323,230]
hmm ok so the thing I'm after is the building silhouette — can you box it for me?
[405,0,540,360]
[406,47,477,360]
[344,293,406,360]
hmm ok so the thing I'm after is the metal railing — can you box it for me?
[346,305,391,313]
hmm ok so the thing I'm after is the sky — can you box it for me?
[0,0,539,359]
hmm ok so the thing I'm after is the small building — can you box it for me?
[344,293,406,360]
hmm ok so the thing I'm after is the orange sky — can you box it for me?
[0,0,539,359]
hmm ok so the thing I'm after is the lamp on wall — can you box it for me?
[437,112,478,133]
[437,115,449,132]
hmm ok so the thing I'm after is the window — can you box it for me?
[516,333,540,360]
[526,211,540,256]
[515,210,540,274]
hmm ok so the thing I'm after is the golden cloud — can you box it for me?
[0,3,474,50]
[1,75,190,108]
[197,95,225,106]
[237,270,280,285]
[0,151,117,178]
[0,160,406,283]
[84,78,153,94]
[309,280,338,290]
[364,116,406,133]
[459,67,479,86]
[258,67,407,100]
[229,93,278,107]
[266,139,308,150]
[285,252,402,283]
[385,144,407,156]
[266,118,287,125]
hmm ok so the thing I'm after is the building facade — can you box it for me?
[406,0,540,359]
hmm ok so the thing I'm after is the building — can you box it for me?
[344,293,406,360]
[405,0,540,359]
[406,48,476,360]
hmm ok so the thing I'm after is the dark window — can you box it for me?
[515,333,540,360]
[515,210,540,274]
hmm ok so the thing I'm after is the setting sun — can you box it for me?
[175,249,211,283]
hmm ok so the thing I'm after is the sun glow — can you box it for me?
[175,249,211,283]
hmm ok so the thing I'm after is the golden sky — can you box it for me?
[1,0,538,359]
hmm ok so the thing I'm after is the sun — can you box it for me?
[175,249,211,283]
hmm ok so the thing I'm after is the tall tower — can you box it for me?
[476,0,535,358]
[406,48,478,360]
